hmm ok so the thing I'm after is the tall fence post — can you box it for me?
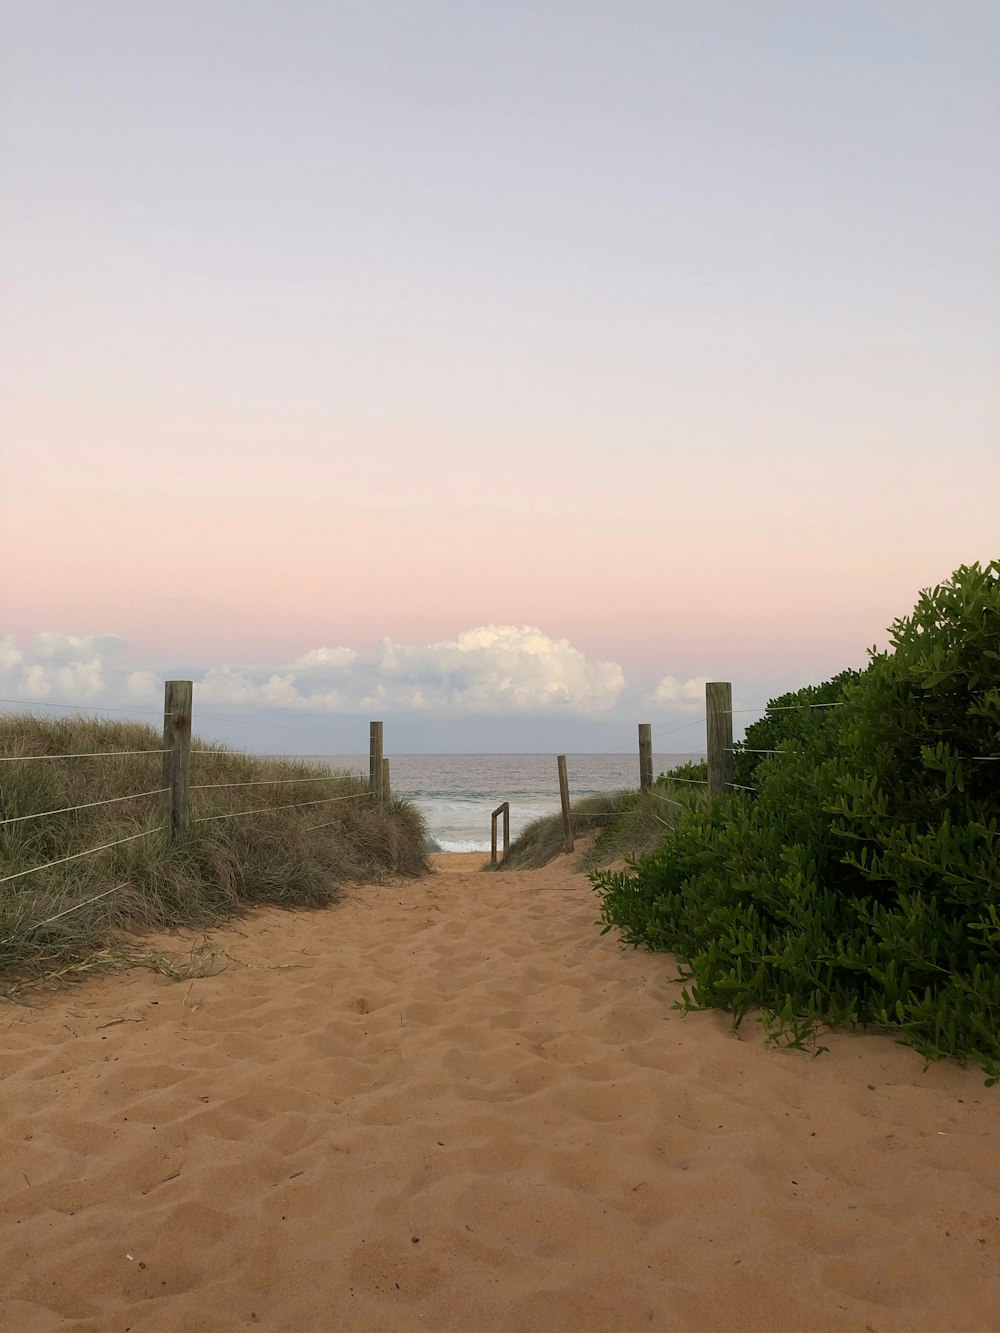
[638,722,653,792]
[369,721,384,807]
[382,757,391,802]
[557,754,574,853]
[706,681,733,797]
[162,680,192,842]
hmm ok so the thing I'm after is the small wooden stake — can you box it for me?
[706,682,734,797]
[557,755,574,853]
[382,757,391,801]
[369,721,384,806]
[638,722,653,792]
[162,680,192,842]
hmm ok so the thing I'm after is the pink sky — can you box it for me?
[3,3,998,747]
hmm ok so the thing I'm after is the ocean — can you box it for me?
[289,753,704,852]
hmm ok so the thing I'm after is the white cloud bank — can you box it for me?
[0,631,153,705]
[0,627,627,718]
[649,675,710,709]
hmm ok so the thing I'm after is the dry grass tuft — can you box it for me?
[1,713,429,989]
[490,780,710,872]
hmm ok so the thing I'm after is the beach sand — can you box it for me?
[2,852,998,1332]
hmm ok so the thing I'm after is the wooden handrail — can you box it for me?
[491,801,510,866]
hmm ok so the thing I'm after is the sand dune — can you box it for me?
[2,852,998,1331]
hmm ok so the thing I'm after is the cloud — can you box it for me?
[0,632,130,704]
[288,647,358,671]
[650,675,709,709]
[0,626,625,718]
[32,632,126,664]
[0,636,23,674]
[125,670,160,701]
[195,626,624,716]
[21,659,108,701]
[0,623,636,727]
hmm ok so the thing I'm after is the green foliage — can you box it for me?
[733,671,859,790]
[593,561,1000,1083]
[658,758,707,784]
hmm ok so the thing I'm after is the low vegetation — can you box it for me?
[493,768,710,872]
[592,561,1000,1082]
[0,715,428,992]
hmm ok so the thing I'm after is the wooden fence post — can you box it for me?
[557,755,574,853]
[706,682,733,797]
[638,722,653,792]
[382,757,391,802]
[369,721,384,807]
[162,680,192,842]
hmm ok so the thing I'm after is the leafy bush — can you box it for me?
[732,670,859,791]
[657,758,707,785]
[593,561,1000,1081]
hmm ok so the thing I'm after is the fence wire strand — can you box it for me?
[0,826,165,887]
[724,703,845,714]
[192,792,368,824]
[0,698,173,719]
[2,884,126,945]
[1,788,168,827]
[0,749,168,763]
[654,716,707,740]
[190,774,347,791]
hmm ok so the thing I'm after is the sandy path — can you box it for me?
[2,853,998,1332]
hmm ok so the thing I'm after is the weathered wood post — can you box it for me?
[382,757,391,802]
[557,755,574,853]
[162,680,192,842]
[491,801,510,867]
[638,722,653,792]
[369,721,384,807]
[706,681,734,797]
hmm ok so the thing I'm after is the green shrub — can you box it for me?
[593,561,1000,1082]
[733,670,859,791]
[657,758,707,785]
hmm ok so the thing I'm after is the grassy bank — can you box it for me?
[0,714,429,991]
[493,767,710,872]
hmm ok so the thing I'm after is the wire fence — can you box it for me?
[3,680,994,932]
[0,688,390,948]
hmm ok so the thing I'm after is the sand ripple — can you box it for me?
[2,852,998,1331]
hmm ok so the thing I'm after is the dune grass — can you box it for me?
[0,713,429,992]
[491,770,710,872]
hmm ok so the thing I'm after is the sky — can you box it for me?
[2,1,998,752]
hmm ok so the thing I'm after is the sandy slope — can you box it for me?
[2,852,998,1332]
